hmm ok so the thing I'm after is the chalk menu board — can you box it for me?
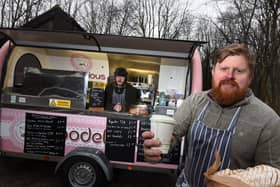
[24,113,66,156]
[137,118,150,162]
[105,117,137,162]
[137,118,181,164]
[89,88,105,107]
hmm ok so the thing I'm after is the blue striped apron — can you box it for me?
[176,101,241,187]
[112,88,126,105]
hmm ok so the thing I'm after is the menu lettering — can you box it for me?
[89,88,105,107]
[105,117,137,162]
[137,118,150,162]
[24,113,66,156]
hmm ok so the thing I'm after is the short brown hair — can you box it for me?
[213,43,255,77]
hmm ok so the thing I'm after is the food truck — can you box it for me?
[0,28,205,187]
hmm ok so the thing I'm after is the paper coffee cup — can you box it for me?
[150,115,176,154]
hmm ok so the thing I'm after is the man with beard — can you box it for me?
[143,43,280,187]
[104,67,140,112]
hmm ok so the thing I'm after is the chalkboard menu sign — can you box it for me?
[89,88,105,107]
[137,118,150,162]
[105,117,137,162]
[137,118,181,164]
[24,113,66,156]
[161,141,181,164]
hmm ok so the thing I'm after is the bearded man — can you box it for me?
[143,43,280,187]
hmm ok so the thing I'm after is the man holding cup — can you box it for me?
[149,114,176,154]
[143,43,280,187]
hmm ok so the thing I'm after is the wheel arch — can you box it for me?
[55,147,113,182]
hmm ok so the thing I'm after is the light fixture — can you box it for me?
[127,68,158,74]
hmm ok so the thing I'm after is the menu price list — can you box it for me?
[105,118,137,162]
[24,113,66,156]
[137,118,150,162]
[137,118,180,164]
[89,88,105,107]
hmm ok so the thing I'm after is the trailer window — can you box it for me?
[14,53,41,87]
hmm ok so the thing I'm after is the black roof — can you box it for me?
[0,28,206,59]
[21,5,85,32]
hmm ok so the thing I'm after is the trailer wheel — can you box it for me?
[62,156,106,187]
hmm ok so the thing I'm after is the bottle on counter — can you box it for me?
[158,92,167,106]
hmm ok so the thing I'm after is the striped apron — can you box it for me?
[112,88,126,105]
[176,101,241,187]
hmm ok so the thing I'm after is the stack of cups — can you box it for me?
[150,114,176,154]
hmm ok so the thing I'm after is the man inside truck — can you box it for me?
[143,43,280,187]
[104,67,140,112]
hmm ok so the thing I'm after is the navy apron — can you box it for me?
[176,101,241,187]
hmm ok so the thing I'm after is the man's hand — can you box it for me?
[142,131,162,162]
[113,103,122,112]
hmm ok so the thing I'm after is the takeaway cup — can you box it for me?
[150,114,176,154]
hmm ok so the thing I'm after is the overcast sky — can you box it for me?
[188,0,228,18]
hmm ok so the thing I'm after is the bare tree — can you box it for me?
[57,0,87,19]
[8,0,25,28]
[79,0,120,34]
[157,0,193,39]
[113,0,135,35]
[0,0,195,39]
[251,0,280,113]
[0,0,8,27]
[129,0,193,39]
[23,0,46,23]
[0,0,47,28]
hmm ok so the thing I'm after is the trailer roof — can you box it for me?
[0,28,206,59]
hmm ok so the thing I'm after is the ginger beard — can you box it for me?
[211,79,248,106]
